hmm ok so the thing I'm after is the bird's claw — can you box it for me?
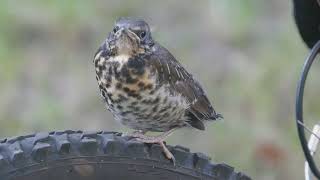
[158,141,176,166]
[124,129,177,166]
[122,130,146,141]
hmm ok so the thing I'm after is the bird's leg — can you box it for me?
[158,141,175,163]
[128,128,177,163]
[131,128,176,143]
[125,130,147,140]
[129,130,147,136]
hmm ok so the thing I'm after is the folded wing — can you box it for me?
[147,43,222,130]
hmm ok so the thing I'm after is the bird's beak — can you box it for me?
[115,27,125,38]
[116,28,140,42]
[114,28,140,55]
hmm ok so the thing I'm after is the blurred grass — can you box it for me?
[0,0,317,179]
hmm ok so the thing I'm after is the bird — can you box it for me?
[93,17,222,162]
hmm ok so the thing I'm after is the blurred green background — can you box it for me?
[1,0,319,179]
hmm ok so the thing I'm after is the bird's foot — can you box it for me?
[122,130,145,138]
[158,141,175,165]
[127,129,177,165]
[128,128,176,142]
[135,137,175,165]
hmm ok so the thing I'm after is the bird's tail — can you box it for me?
[210,113,223,120]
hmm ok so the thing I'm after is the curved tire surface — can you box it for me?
[0,131,251,180]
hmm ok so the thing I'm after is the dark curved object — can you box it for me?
[296,40,320,179]
[0,131,251,180]
[293,0,320,48]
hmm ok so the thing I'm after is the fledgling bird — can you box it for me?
[93,17,222,162]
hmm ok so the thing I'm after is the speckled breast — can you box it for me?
[95,54,188,132]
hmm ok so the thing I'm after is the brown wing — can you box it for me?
[147,43,222,130]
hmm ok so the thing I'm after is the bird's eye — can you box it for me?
[113,26,119,33]
[139,31,146,39]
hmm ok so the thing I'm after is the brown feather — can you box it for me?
[146,43,221,129]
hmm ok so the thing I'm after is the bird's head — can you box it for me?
[107,17,154,56]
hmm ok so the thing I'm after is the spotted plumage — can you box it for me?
[94,17,222,161]
[94,17,221,134]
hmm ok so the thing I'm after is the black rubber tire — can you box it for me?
[0,130,250,180]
